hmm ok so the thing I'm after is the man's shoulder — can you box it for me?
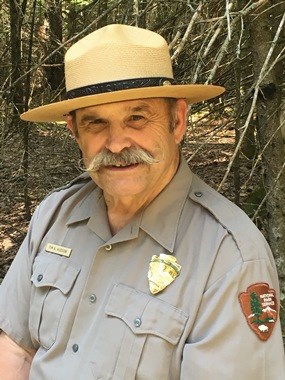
[189,173,247,221]
[188,173,270,257]
[44,172,92,200]
[25,173,96,253]
[34,173,94,219]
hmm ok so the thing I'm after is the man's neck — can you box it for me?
[104,194,151,235]
[103,155,181,235]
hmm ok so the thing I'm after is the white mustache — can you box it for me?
[85,147,159,172]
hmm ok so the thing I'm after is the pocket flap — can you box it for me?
[31,254,80,295]
[105,283,188,345]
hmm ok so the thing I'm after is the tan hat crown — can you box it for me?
[65,24,174,94]
[21,23,225,122]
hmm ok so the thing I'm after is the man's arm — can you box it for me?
[0,332,36,380]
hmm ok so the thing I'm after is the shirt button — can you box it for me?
[89,294,96,303]
[194,191,203,198]
[72,344,79,353]
[134,318,142,327]
[37,274,43,282]
[105,244,112,251]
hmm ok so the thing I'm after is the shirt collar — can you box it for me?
[66,179,97,225]
[139,157,192,252]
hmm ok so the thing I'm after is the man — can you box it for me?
[0,24,284,379]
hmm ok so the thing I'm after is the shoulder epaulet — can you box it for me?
[188,173,269,255]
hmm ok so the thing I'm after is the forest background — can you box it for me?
[0,0,285,342]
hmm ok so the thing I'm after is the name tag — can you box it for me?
[46,243,72,257]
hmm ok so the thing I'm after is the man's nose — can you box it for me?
[105,123,132,153]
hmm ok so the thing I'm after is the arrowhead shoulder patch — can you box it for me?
[239,283,278,341]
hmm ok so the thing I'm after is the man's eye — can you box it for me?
[130,115,144,121]
[81,119,108,132]
[90,118,106,125]
[126,115,147,128]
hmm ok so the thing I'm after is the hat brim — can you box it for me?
[20,84,225,122]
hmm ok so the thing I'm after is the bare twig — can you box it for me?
[169,31,181,51]
[171,3,202,61]
[225,0,233,41]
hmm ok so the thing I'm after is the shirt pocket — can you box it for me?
[91,283,188,380]
[29,254,80,349]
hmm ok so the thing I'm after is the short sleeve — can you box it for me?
[0,208,40,349]
[180,259,285,379]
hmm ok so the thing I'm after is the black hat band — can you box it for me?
[65,77,176,100]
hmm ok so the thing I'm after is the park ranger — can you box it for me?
[0,24,284,379]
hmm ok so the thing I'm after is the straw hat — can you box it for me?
[21,24,225,122]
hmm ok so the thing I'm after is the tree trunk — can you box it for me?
[43,0,64,95]
[9,0,25,118]
[9,0,32,220]
[249,1,285,320]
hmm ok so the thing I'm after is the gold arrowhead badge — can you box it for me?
[148,254,181,294]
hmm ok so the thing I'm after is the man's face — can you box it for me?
[68,98,187,202]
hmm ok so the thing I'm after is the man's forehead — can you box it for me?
[74,98,168,116]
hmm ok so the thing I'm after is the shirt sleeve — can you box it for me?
[0,179,91,351]
[180,258,285,379]
[0,207,41,350]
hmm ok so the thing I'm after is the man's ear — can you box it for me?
[66,115,76,137]
[173,99,188,144]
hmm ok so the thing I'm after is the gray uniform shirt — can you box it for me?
[0,158,284,379]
